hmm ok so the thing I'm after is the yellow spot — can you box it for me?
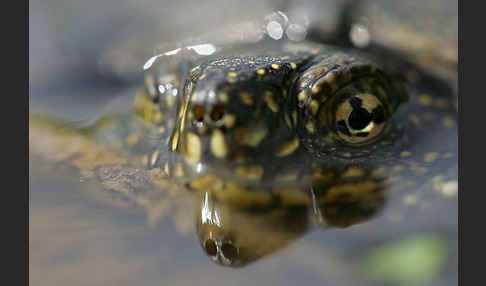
[198,74,206,80]
[126,133,140,146]
[271,64,280,70]
[264,91,279,112]
[234,165,264,180]
[424,152,439,163]
[257,69,266,75]
[305,121,315,133]
[312,85,321,95]
[153,111,163,123]
[183,132,202,165]
[210,129,228,158]
[248,60,255,64]
[290,62,297,69]
[150,150,160,166]
[158,127,166,134]
[235,127,267,147]
[275,137,300,157]
[224,114,236,128]
[442,116,454,128]
[400,151,412,157]
[322,180,379,205]
[341,152,352,158]
[227,72,238,77]
[298,91,308,102]
[310,100,319,115]
[311,49,320,54]
[341,167,365,178]
[274,187,310,206]
[239,92,253,105]
[219,92,229,103]
[418,95,432,106]
[281,56,290,60]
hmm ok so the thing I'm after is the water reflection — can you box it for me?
[195,170,386,267]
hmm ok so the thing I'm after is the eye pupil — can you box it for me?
[348,98,373,131]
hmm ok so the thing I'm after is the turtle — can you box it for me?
[29,0,457,271]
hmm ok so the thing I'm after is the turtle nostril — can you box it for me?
[193,104,205,122]
[204,239,218,256]
[210,105,225,122]
[221,242,238,261]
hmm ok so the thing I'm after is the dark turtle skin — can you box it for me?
[38,39,451,267]
[30,38,457,267]
[96,39,454,199]
[135,41,407,187]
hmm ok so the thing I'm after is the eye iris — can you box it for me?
[335,94,386,144]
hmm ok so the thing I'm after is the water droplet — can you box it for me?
[350,23,371,48]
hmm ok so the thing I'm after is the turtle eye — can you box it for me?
[334,93,387,145]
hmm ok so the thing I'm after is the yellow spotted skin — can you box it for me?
[31,39,457,268]
[92,40,456,212]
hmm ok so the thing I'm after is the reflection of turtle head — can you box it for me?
[199,226,242,267]
[196,191,310,267]
[195,166,387,267]
[310,167,387,228]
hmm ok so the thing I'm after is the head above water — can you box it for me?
[137,41,427,188]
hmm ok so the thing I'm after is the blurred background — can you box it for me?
[29,1,457,285]
[30,0,457,118]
